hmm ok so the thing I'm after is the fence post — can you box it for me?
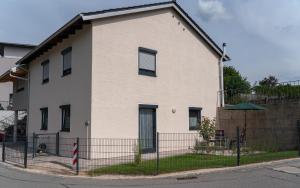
[24,137,28,168]
[156,132,160,175]
[2,134,5,162]
[297,120,300,156]
[236,127,240,166]
[56,132,60,156]
[32,132,35,158]
[76,137,79,175]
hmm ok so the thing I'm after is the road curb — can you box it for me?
[0,158,299,180]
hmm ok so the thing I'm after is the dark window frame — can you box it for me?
[40,107,48,130]
[41,60,50,84]
[60,104,71,132]
[138,47,157,77]
[189,107,202,131]
[61,47,72,77]
[138,104,158,154]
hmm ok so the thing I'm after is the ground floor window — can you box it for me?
[40,108,48,130]
[189,107,202,130]
[60,105,70,132]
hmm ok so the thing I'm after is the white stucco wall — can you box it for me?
[4,46,32,58]
[91,9,220,139]
[27,25,92,138]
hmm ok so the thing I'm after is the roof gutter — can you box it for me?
[9,65,28,81]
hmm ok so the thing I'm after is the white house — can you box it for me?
[0,1,229,153]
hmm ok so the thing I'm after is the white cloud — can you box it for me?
[232,0,300,52]
[198,0,230,21]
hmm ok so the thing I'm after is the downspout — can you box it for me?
[26,70,30,138]
[219,43,227,107]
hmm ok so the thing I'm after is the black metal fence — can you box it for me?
[0,128,299,176]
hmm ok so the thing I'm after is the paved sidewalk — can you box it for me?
[1,157,300,180]
[0,158,299,188]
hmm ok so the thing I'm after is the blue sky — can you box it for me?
[1,0,299,84]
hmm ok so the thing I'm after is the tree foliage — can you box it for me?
[224,66,251,93]
[259,75,278,87]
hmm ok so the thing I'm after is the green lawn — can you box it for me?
[88,151,299,176]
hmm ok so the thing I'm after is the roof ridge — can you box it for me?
[15,0,229,65]
[81,1,174,16]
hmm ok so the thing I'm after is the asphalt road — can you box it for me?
[0,159,299,188]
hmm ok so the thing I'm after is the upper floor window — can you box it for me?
[40,108,48,130]
[138,47,157,77]
[41,60,49,84]
[60,104,71,132]
[189,107,202,131]
[61,47,72,76]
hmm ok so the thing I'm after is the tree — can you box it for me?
[223,66,251,93]
[259,75,278,87]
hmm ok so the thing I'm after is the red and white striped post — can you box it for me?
[73,138,79,175]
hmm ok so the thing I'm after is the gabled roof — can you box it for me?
[17,1,229,65]
[0,42,36,48]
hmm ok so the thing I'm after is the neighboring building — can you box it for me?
[0,42,35,105]
[0,42,34,137]
[0,1,229,153]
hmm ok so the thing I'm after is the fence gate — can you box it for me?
[1,135,27,168]
[31,132,60,158]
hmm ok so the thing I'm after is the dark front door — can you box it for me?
[139,106,156,153]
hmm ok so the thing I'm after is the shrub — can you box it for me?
[198,117,216,142]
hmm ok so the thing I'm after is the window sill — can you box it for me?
[16,88,25,93]
[139,69,156,77]
[62,69,72,77]
[42,79,49,84]
[40,128,48,131]
[141,148,156,154]
[60,129,70,133]
[189,128,198,131]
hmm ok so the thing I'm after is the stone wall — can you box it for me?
[217,101,300,150]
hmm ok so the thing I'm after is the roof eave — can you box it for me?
[81,3,173,21]
[16,1,230,65]
[82,2,229,60]
[16,14,84,65]
[0,42,36,48]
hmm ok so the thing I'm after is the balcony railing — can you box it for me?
[0,101,13,111]
[221,80,300,105]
